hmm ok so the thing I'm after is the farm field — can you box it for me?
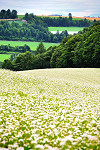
[0,41,59,51]
[49,27,84,34]
[0,68,100,149]
[0,54,11,62]
[37,15,100,21]
[48,27,84,32]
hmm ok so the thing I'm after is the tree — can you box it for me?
[35,42,46,55]
[68,13,72,21]
[13,51,34,71]
[6,9,11,19]
[2,59,13,69]
[11,10,17,19]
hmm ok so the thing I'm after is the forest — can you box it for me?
[0,9,17,19]
[0,20,68,42]
[24,13,92,27]
[2,23,100,70]
[0,9,97,43]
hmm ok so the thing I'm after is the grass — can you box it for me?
[0,68,100,149]
[8,21,24,26]
[0,41,59,51]
[18,15,24,18]
[72,18,82,20]
[0,54,11,62]
[48,27,84,32]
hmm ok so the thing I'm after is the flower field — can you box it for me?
[0,68,100,150]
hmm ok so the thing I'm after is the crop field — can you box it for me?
[0,41,59,51]
[18,15,25,19]
[0,54,11,62]
[0,68,100,150]
[48,27,84,32]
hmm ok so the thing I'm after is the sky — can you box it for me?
[0,0,100,17]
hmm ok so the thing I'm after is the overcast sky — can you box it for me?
[0,0,100,17]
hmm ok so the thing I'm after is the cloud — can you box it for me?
[0,0,100,16]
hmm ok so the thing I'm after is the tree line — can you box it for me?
[2,23,100,70]
[0,21,68,42]
[24,13,93,27]
[0,44,31,53]
[0,9,17,19]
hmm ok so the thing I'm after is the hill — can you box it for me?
[2,23,100,70]
[0,68,100,149]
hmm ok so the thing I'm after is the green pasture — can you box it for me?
[0,54,11,62]
[48,27,84,31]
[72,18,82,20]
[0,41,59,51]
[8,20,24,25]
[18,15,25,19]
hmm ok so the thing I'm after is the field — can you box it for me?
[36,15,100,21]
[8,21,24,26]
[48,27,84,32]
[0,41,58,51]
[0,54,11,62]
[0,68,100,150]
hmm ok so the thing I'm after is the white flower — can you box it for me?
[17,147,24,150]
[0,129,3,132]
[35,145,44,149]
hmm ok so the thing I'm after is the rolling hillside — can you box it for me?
[0,68,100,149]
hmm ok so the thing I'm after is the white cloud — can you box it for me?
[0,0,100,16]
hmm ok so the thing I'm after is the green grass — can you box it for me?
[0,41,59,51]
[0,54,11,62]
[72,18,82,20]
[48,27,84,31]
[18,15,24,18]
[8,20,24,25]
[0,68,100,149]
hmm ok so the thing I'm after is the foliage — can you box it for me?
[50,23,100,68]
[2,59,13,69]
[0,44,31,53]
[0,41,58,51]
[12,51,34,71]
[2,23,100,70]
[0,54,11,62]
[0,20,68,42]
[35,41,46,55]
[0,9,17,19]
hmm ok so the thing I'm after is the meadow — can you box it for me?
[0,68,100,150]
[0,54,11,62]
[0,41,58,51]
[48,27,84,32]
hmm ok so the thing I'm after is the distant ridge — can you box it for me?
[36,15,100,21]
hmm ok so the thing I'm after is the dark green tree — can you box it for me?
[11,10,17,19]
[12,51,34,71]
[2,59,13,69]
[35,42,46,55]
[68,13,72,21]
